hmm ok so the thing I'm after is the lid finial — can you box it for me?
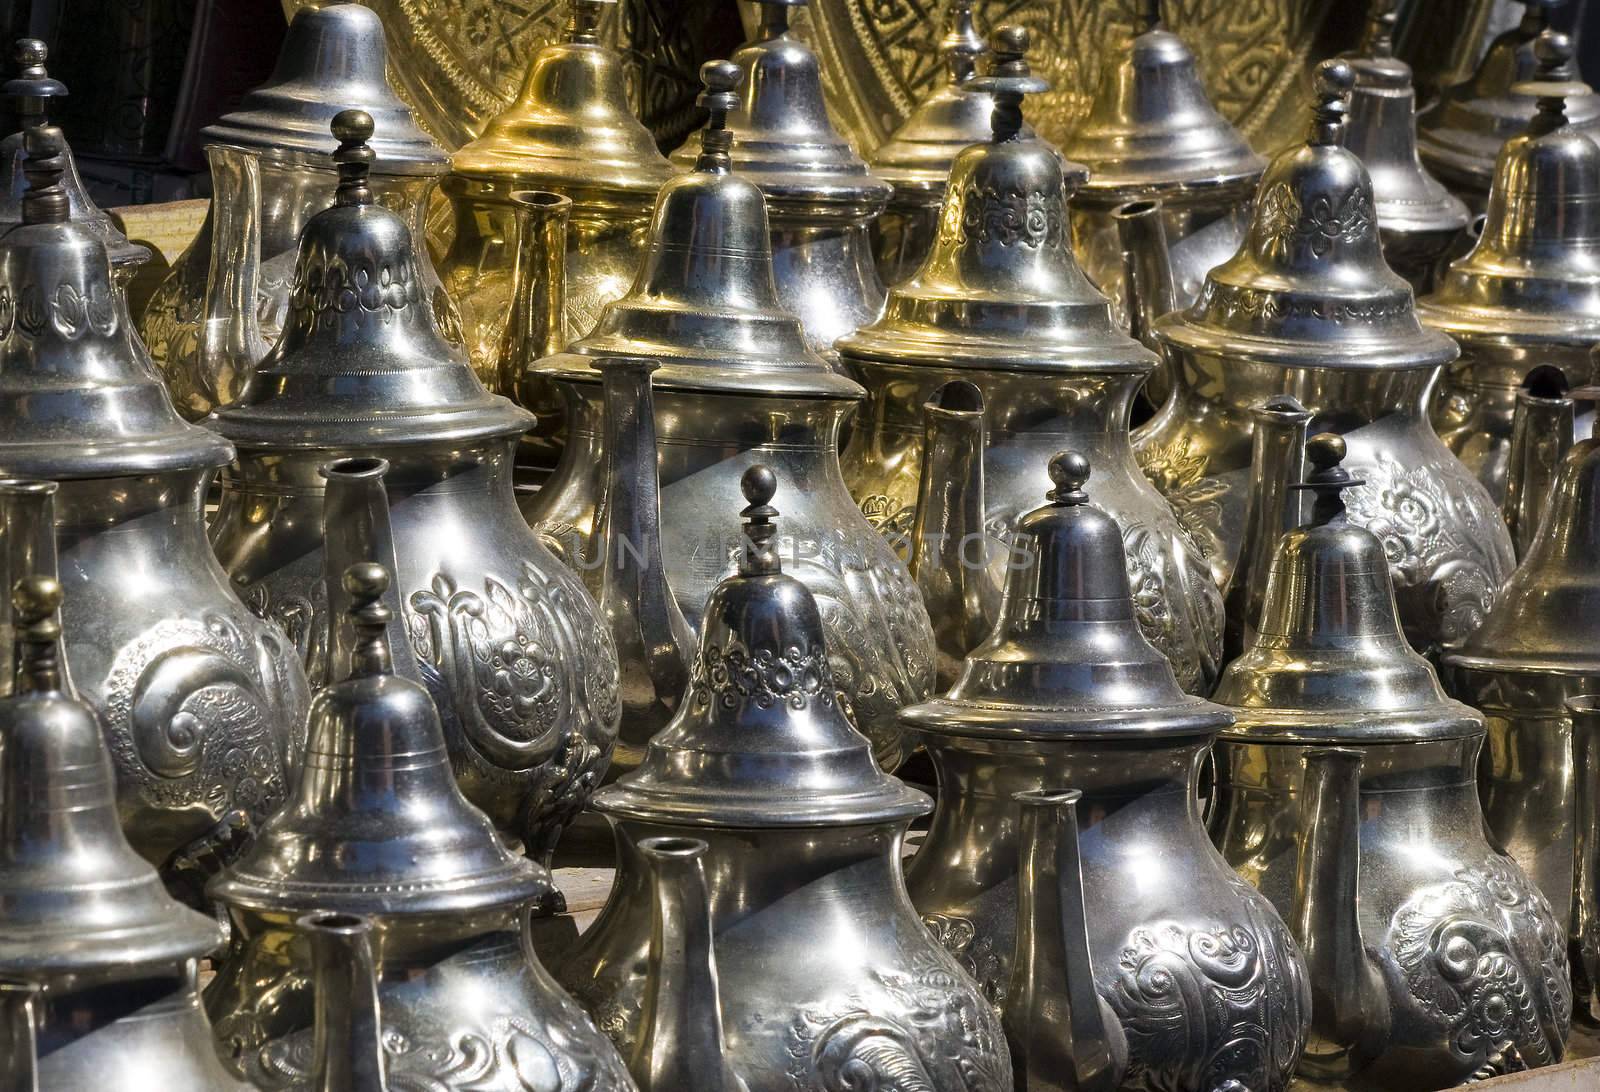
[1138,0,1163,35]
[1527,29,1578,133]
[972,25,1049,143]
[1047,451,1091,507]
[332,109,376,208]
[11,575,62,694]
[940,0,986,82]
[1360,0,1397,59]
[756,0,803,41]
[738,465,781,576]
[1309,59,1356,147]
[564,0,612,45]
[7,39,64,128]
[1291,433,1366,527]
[344,562,394,678]
[21,124,67,224]
[694,60,743,173]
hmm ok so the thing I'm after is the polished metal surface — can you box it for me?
[1138,60,1514,657]
[1343,2,1471,291]
[0,127,308,887]
[903,451,1309,1090]
[559,467,1011,1092]
[1420,30,1600,505]
[139,2,454,420]
[1502,366,1579,559]
[206,562,635,1090]
[670,0,890,362]
[1569,693,1600,1025]
[841,28,1222,694]
[295,913,388,1092]
[1211,435,1570,1088]
[526,62,934,771]
[207,113,619,859]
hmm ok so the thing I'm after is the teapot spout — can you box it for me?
[199,144,270,414]
[1113,200,1176,407]
[318,458,418,688]
[1223,396,1311,662]
[1570,696,1600,1023]
[1005,789,1127,1092]
[496,190,571,400]
[299,911,389,1092]
[1502,365,1575,560]
[909,380,995,688]
[632,836,748,1092]
[1293,747,1390,1080]
[0,979,39,1092]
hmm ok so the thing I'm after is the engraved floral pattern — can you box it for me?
[940,183,1065,251]
[921,913,1007,1008]
[693,640,833,712]
[0,279,119,341]
[1256,180,1373,260]
[1134,436,1226,565]
[289,243,421,329]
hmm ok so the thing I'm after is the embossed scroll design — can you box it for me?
[1388,856,1571,1081]
[692,638,834,713]
[287,235,422,332]
[921,913,1008,1008]
[1257,180,1374,261]
[937,183,1067,252]
[0,279,118,341]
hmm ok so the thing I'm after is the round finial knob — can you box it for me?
[12,574,62,693]
[1295,432,1366,527]
[331,109,375,207]
[699,59,741,105]
[331,108,374,147]
[13,38,46,72]
[1306,432,1347,472]
[1534,28,1572,75]
[343,562,395,678]
[1047,451,1091,505]
[741,464,778,509]
[973,25,1047,140]
[993,24,1029,63]
[738,465,781,576]
[12,574,61,627]
[1315,58,1356,99]
[695,59,743,170]
[343,561,389,607]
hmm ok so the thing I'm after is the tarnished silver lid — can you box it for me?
[538,62,859,400]
[1156,60,1458,372]
[1062,0,1263,212]
[0,127,232,478]
[0,575,223,977]
[201,2,446,176]
[838,27,1154,376]
[210,563,549,919]
[1215,435,1482,742]
[210,112,533,450]
[901,452,1231,740]
[597,467,929,828]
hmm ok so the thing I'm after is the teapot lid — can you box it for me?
[1155,60,1458,372]
[901,452,1231,740]
[201,3,447,176]
[597,467,930,828]
[1215,435,1482,742]
[0,128,233,479]
[1062,0,1264,210]
[838,27,1155,377]
[668,0,891,222]
[211,112,534,450]
[539,62,860,401]
[1418,31,1600,346]
[0,575,224,977]
[0,40,148,271]
[451,0,675,205]
[1417,0,1600,192]
[211,563,550,919]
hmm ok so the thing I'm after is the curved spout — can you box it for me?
[200,144,269,412]
[1223,396,1311,663]
[300,911,388,1092]
[909,380,994,689]
[632,836,748,1092]
[0,480,67,699]
[1293,747,1390,1080]
[319,458,418,688]
[1113,200,1176,409]
[1006,789,1127,1092]
[0,979,39,1092]
[1502,365,1574,560]
[593,357,694,770]
[496,190,571,401]
[1570,695,1600,1023]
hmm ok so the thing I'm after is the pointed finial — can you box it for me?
[971,26,1049,143]
[1291,433,1366,527]
[1360,1,1397,59]
[21,124,67,224]
[6,38,65,128]
[756,0,805,41]
[344,562,394,678]
[940,0,986,83]
[738,465,781,576]
[695,60,743,173]
[1137,0,1163,35]
[11,575,62,694]
[1309,59,1355,147]
[1047,451,1091,506]
[564,0,613,45]
[331,109,375,208]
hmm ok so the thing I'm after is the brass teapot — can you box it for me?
[903,451,1311,1091]
[138,2,453,420]
[840,28,1222,694]
[526,61,933,771]
[1136,59,1513,656]
[558,468,1012,1092]
[1210,435,1570,1088]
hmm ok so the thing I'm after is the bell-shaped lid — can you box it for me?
[211,563,549,918]
[210,112,534,449]
[597,467,929,828]
[1062,0,1264,211]
[668,0,890,222]
[0,40,147,271]
[0,128,233,478]
[1418,31,1600,345]
[901,452,1232,740]
[1417,0,1600,193]
[838,27,1155,376]
[539,62,860,400]
[1344,5,1470,238]
[451,0,674,205]
[1215,435,1482,741]
[0,575,223,977]
[1155,60,1459,372]
[200,2,446,176]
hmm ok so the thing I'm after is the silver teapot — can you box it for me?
[0,127,308,886]
[1136,59,1514,656]
[1210,435,1571,1088]
[840,28,1223,694]
[558,467,1012,1092]
[205,560,634,1090]
[207,112,618,859]
[290,912,389,1091]
[903,451,1312,1091]
[138,2,453,420]
[525,62,933,771]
